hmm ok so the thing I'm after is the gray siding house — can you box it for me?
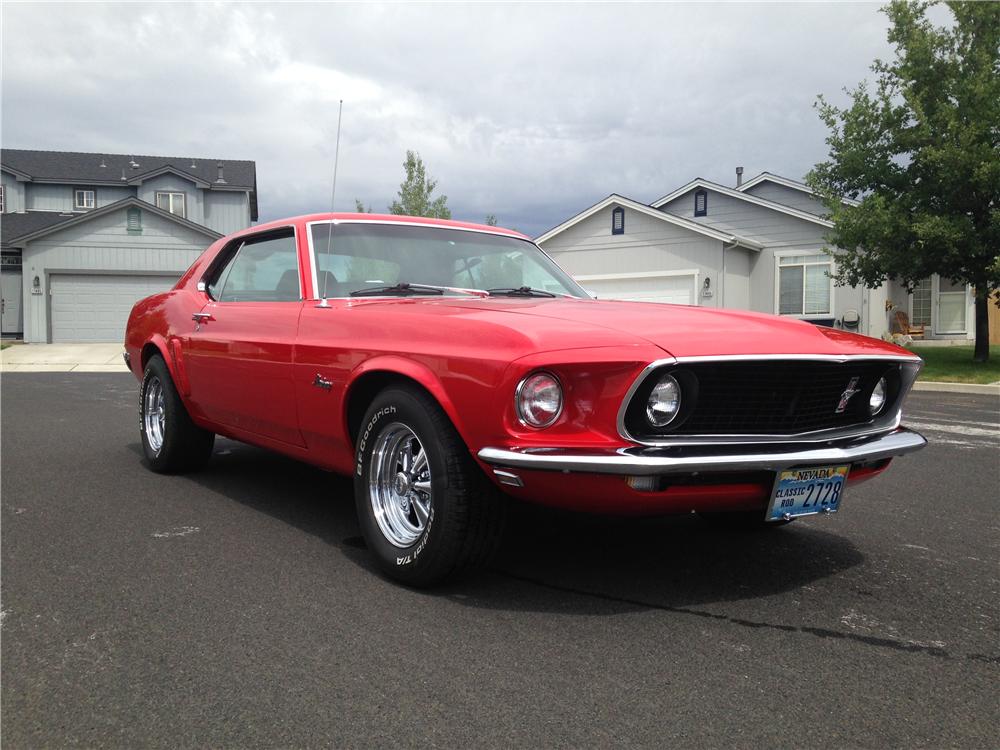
[1,149,257,342]
[537,171,975,342]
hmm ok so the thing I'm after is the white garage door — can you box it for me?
[581,274,697,305]
[50,274,179,343]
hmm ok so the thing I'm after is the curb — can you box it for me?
[912,381,1000,396]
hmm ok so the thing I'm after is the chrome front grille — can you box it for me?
[620,357,916,444]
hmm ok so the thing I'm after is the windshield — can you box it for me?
[309,222,588,299]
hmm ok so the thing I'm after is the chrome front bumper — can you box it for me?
[478,427,926,476]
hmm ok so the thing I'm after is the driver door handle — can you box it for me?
[192,312,213,322]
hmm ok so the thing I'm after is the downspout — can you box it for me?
[722,238,740,308]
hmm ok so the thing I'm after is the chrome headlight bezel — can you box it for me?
[646,373,682,427]
[869,376,888,415]
[515,371,564,428]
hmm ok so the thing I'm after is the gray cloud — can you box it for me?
[2,2,894,237]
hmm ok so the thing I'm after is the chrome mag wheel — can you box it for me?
[144,376,166,453]
[369,423,433,548]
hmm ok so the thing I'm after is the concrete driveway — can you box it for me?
[0,343,126,372]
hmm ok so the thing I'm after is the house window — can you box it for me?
[74,189,96,209]
[778,254,832,316]
[936,277,967,333]
[909,277,932,327]
[612,207,624,235]
[694,189,708,217]
[0,185,5,212]
[126,207,142,233]
[155,191,186,218]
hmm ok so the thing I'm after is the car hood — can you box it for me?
[381,297,914,359]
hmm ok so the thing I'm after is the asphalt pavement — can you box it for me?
[2,374,998,748]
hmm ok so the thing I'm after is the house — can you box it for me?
[536,170,975,342]
[1,149,257,343]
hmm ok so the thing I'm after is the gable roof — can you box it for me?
[1,148,258,220]
[1,211,76,248]
[737,171,860,207]
[535,193,763,251]
[650,178,834,228]
[2,197,223,248]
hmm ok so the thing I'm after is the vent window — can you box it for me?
[612,206,625,235]
[694,190,708,217]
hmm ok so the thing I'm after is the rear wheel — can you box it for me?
[354,385,506,586]
[140,354,215,473]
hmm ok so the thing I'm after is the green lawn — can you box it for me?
[0,343,10,351]
[909,345,1000,384]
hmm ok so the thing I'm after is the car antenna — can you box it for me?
[317,99,343,309]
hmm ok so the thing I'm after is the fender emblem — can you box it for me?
[313,373,333,391]
[835,376,861,413]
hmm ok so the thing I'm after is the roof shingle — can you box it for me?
[1,148,257,219]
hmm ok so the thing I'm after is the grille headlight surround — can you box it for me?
[516,371,563,428]
[869,376,888,415]
[646,374,682,427]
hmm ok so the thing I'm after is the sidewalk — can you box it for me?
[0,343,127,372]
[2,344,999,395]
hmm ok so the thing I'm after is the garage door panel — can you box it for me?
[49,274,178,343]
[583,275,696,306]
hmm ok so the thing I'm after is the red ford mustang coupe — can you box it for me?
[125,213,926,585]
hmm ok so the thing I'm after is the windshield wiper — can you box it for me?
[486,286,557,298]
[350,282,489,298]
[351,283,442,297]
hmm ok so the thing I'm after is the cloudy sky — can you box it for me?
[2,2,900,237]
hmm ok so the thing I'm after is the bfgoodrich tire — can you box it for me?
[354,385,506,586]
[140,354,215,473]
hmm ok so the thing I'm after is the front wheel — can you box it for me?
[354,386,505,586]
[140,354,215,473]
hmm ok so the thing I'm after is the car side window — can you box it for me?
[208,231,300,302]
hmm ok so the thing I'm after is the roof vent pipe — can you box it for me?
[736,166,744,187]
[216,163,227,184]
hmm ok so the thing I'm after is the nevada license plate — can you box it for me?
[767,465,849,522]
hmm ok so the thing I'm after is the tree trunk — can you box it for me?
[973,287,990,363]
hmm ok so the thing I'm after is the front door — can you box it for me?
[183,228,306,447]
[1,267,23,335]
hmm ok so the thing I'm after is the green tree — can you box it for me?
[388,150,451,219]
[354,199,373,213]
[808,1,999,362]
[485,214,497,226]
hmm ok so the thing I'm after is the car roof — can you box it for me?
[246,213,530,240]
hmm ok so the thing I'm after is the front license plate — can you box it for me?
[767,465,849,522]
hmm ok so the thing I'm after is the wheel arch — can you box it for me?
[344,358,468,451]
[139,335,191,396]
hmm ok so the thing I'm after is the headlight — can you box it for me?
[869,377,887,415]
[516,372,563,427]
[646,374,681,427]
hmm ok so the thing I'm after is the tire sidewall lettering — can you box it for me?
[396,505,433,566]
[356,404,397,477]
